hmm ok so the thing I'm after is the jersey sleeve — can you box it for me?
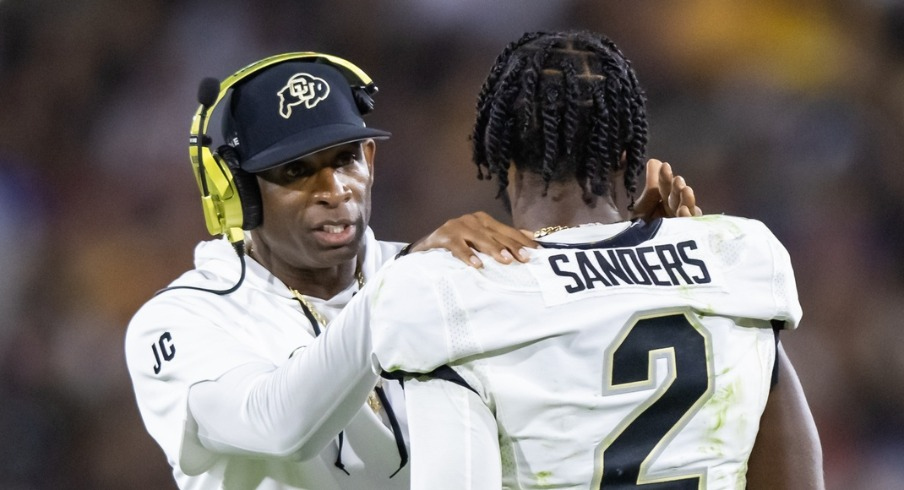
[691,216,803,331]
[404,377,501,489]
[761,223,802,330]
[369,252,472,376]
[726,218,803,330]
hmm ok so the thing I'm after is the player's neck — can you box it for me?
[509,176,625,232]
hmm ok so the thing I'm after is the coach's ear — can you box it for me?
[362,139,376,177]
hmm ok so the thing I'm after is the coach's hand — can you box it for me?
[631,159,702,220]
[407,211,536,268]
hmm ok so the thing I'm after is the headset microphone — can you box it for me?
[198,77,220,107]
[193,77,220,206]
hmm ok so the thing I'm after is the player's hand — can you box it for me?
[631,158,703,220]
[408,211,536,268]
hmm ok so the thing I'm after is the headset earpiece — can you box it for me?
[191,137,247,241]
[352,86,376,115]
[215,145,262,230]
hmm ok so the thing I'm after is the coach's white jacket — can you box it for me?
[125,228,409,490]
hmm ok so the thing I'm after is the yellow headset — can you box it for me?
[188,52,379,246]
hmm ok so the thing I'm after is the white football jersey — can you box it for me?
[370,216,801,490]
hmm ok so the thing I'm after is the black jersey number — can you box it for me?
[595,312,713,489]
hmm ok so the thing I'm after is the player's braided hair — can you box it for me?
[471,30,648,207]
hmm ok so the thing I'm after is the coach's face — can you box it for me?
[252,140,375,271]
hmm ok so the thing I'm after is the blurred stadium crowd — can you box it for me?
[1,0,903,488]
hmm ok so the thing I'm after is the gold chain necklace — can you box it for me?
[289,269,363,327]
[534,225,572,238]
[289,268,383,414]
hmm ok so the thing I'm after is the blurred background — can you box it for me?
[1,0,902,488]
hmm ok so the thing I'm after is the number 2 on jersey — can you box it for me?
[595,311,714,489]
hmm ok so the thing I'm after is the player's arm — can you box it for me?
[404,376,501,490]
[406,158,702,268]
[746,343,825,489]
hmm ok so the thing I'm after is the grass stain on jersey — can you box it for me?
[697,305,716,317]
[714,374,739,430]
[702,374,743,455]
[534,470,553,487]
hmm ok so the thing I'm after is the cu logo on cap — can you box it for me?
[277,73,330,118]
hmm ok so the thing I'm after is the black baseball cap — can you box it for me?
[222,61,391,173]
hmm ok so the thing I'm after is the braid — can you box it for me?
[560,60,581,157]
[591,38,648,201]
[472,31,545,180]
[486,66,523,197]
[484,56,530,198]
[585,85,610,200]
[472,30,648,206]
[540,85,560,195]
[602,66,623,173]
[624,68,648,203]
[518,64,539,137]
[625,90,648,203]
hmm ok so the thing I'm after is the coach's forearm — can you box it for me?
[188,300,377,460]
